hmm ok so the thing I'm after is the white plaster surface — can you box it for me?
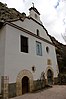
[0,9,58,84]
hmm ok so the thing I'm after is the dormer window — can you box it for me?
[37,29,39,36]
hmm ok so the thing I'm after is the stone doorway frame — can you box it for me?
[45,66,54,85]
[47,69,53,85]
[16,70,33,96]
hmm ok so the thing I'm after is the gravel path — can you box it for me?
[11,85,66,99]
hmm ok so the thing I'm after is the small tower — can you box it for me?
[29,3,42,24]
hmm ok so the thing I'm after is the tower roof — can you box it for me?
[29,6,40,15]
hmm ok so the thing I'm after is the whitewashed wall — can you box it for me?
[12,18,51,42]
[3,20,58,83]
[0,26,6,76]
[0,75,1,94]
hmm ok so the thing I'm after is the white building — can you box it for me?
[0,5,59,98]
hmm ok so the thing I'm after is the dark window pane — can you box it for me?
[37,29,39,36]
[20,35,28,53]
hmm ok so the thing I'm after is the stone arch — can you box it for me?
[45,66,54,85]
[16,69,33,96]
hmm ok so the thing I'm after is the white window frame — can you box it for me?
[36,41,42,56]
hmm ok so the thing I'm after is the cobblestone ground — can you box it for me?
[11,85,66,99]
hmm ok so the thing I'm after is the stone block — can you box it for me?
[33,80,45,91]
[8,83,16,98]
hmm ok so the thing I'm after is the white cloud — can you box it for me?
[0,0,66,44]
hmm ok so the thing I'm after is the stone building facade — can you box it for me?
[0,4,59,99]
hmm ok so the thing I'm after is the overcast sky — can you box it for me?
[0,0,66,44]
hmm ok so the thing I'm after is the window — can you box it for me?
[46,46,49,53]
[20,35,28,53]
[36,41,42,56]
[32,66,36,72]
[37,29,39,36]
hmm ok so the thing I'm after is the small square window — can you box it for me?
[32,66,36,72]
[36,41,42,56]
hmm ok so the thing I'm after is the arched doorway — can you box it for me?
[16,70,33,96]
[22,76,29,94]
[47,69,53,85]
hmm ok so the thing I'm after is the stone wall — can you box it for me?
[33,80,46,91]
[1,76,9,99]
[8,83,16,98]
[1,77,59,98]
[16,70,34,96]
